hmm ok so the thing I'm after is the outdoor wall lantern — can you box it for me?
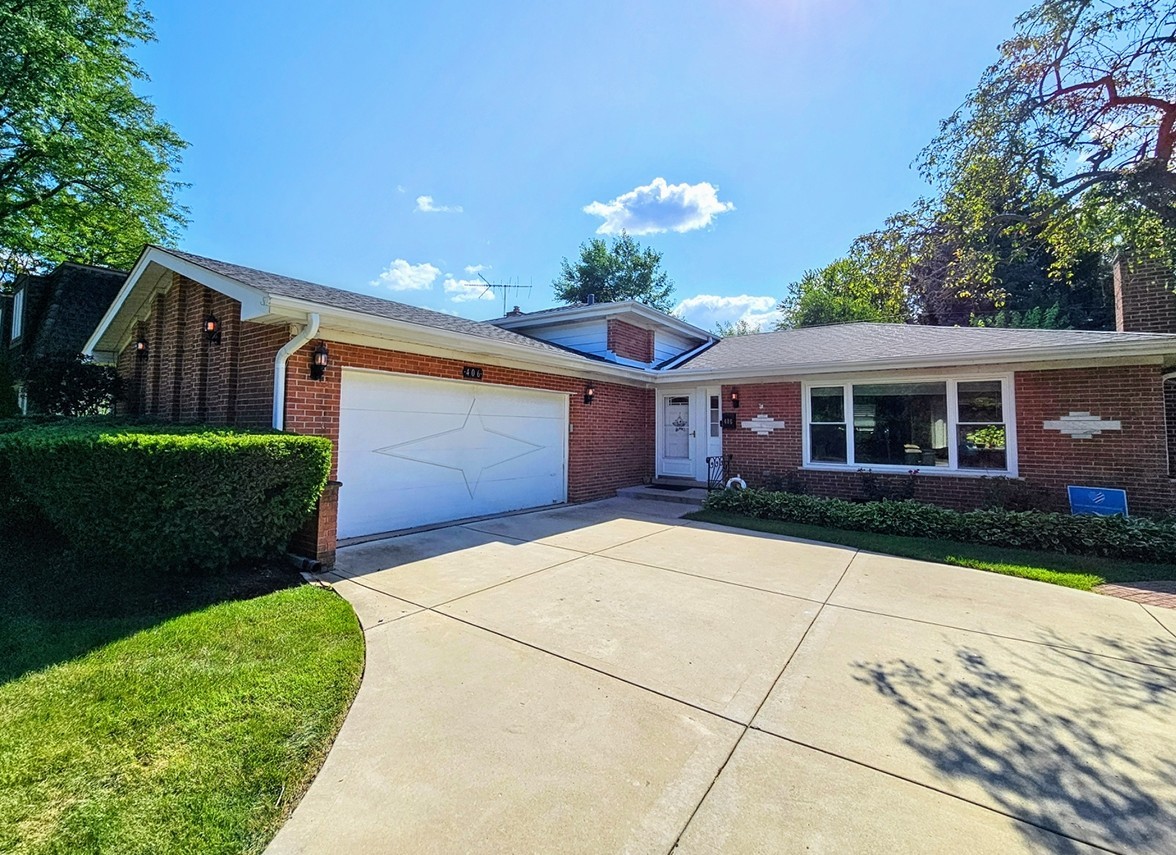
[584,382,595,405]
[311,342,330,381]
[134,338,149,360]
[730,388,740,409]
[203,313,221,344]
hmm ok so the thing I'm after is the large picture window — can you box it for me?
[804,377,1012,474]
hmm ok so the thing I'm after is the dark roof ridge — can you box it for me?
[151,246,576,357]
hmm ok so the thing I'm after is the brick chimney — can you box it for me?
[1114,254,1176,333]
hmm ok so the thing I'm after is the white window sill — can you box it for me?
[801,463,1017,479]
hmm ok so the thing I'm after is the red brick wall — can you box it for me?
[126,274,247,423]
[234,321,287,430]
[282,339,654,503]
[608,318,653,363]
[1114,255,1176,334]
[716,370,1174,516]
[1016,365,1173,515]
[720,382,803,480]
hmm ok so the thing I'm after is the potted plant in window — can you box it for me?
[964,425,1006,469]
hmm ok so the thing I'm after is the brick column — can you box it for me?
[290,480,342,568]
[1114,254,1176,333]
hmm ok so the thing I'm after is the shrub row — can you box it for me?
[1,420,332,570]
[704,488,1176,565]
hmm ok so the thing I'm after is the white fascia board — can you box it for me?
[266,296,651,384]
[495,301,713,342]
[656,343,1173,382]
[320,327,655,387]
[83,246,270,357]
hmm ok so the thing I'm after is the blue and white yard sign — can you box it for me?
[1067,485,1129,517]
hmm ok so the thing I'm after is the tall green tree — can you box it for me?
[777,257,910,329]
[0,0,187,282]
[922,0,1176,264]
[712,318,761,337]
[553,232,675,312]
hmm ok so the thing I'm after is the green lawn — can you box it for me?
[687,509,1175,591]
[0,536,365,855]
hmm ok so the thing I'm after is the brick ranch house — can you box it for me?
[84,247,1176,566]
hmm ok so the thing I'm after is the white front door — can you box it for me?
[659,393,695,477]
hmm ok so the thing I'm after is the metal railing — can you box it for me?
[706,455,733,492]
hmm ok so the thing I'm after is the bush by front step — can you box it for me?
[1,420,331,571]
[704,488,1176,565]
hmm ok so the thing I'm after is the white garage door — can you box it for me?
[337,369,569,539]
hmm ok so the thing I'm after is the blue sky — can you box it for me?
[139,0,1028,332]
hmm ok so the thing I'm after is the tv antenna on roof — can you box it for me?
[477,273,532,316]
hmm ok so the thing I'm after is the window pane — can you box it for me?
[958,380,1003,423]
[852,382,948,467]
[810,386,844,423]
[810,424,847,463]
[958,423,1007,470]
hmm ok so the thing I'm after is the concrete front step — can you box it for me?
[617,484,708,506]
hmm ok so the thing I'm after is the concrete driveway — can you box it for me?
[268,498,1176,855]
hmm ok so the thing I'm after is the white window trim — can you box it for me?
[11,288,24,340]
[801,374,1018,478]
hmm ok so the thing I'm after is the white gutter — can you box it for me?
[653,341,1176,383]
[273,313,320,430]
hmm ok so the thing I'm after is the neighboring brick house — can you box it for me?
[85,246,1176,566]
[4,262,127,412]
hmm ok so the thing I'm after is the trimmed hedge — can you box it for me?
[704,488,1176,565]
[1,421,332,570]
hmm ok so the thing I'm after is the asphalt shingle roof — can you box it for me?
[160,247,573,356]
[676,322,1176,371]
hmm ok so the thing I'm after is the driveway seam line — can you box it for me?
[821,601,1176,673]
[460,521,681,557]
[665,549,861,854]
[1140,601,1176,641]
[427,608,750,728]
[426,555,589,611]
[593,556,829,606]
[330,554,586,616]
[747,726,1124,855]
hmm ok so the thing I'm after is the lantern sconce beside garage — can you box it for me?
[311,342,330,381]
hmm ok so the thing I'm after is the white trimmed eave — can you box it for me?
[265,295,652,385]
[653,342,1176,384]
[494,300,713,342]
[83,246,270,361]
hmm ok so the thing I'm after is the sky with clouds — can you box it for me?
[138,0,1028,333]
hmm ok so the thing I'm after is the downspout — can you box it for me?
[273,313,321,430]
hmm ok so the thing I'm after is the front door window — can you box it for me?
[664,396,690,459]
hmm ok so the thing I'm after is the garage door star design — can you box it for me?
[372,398,545,498]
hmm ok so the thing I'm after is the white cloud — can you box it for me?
[464,263,489,275]
[416,194,463,213]
[584,177,734,235]
[370,258,440,292]
[396,184,407,193]
[443,276,496,303]
[674,294,781,333]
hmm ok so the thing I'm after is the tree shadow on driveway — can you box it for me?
[853,634,1176,854]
